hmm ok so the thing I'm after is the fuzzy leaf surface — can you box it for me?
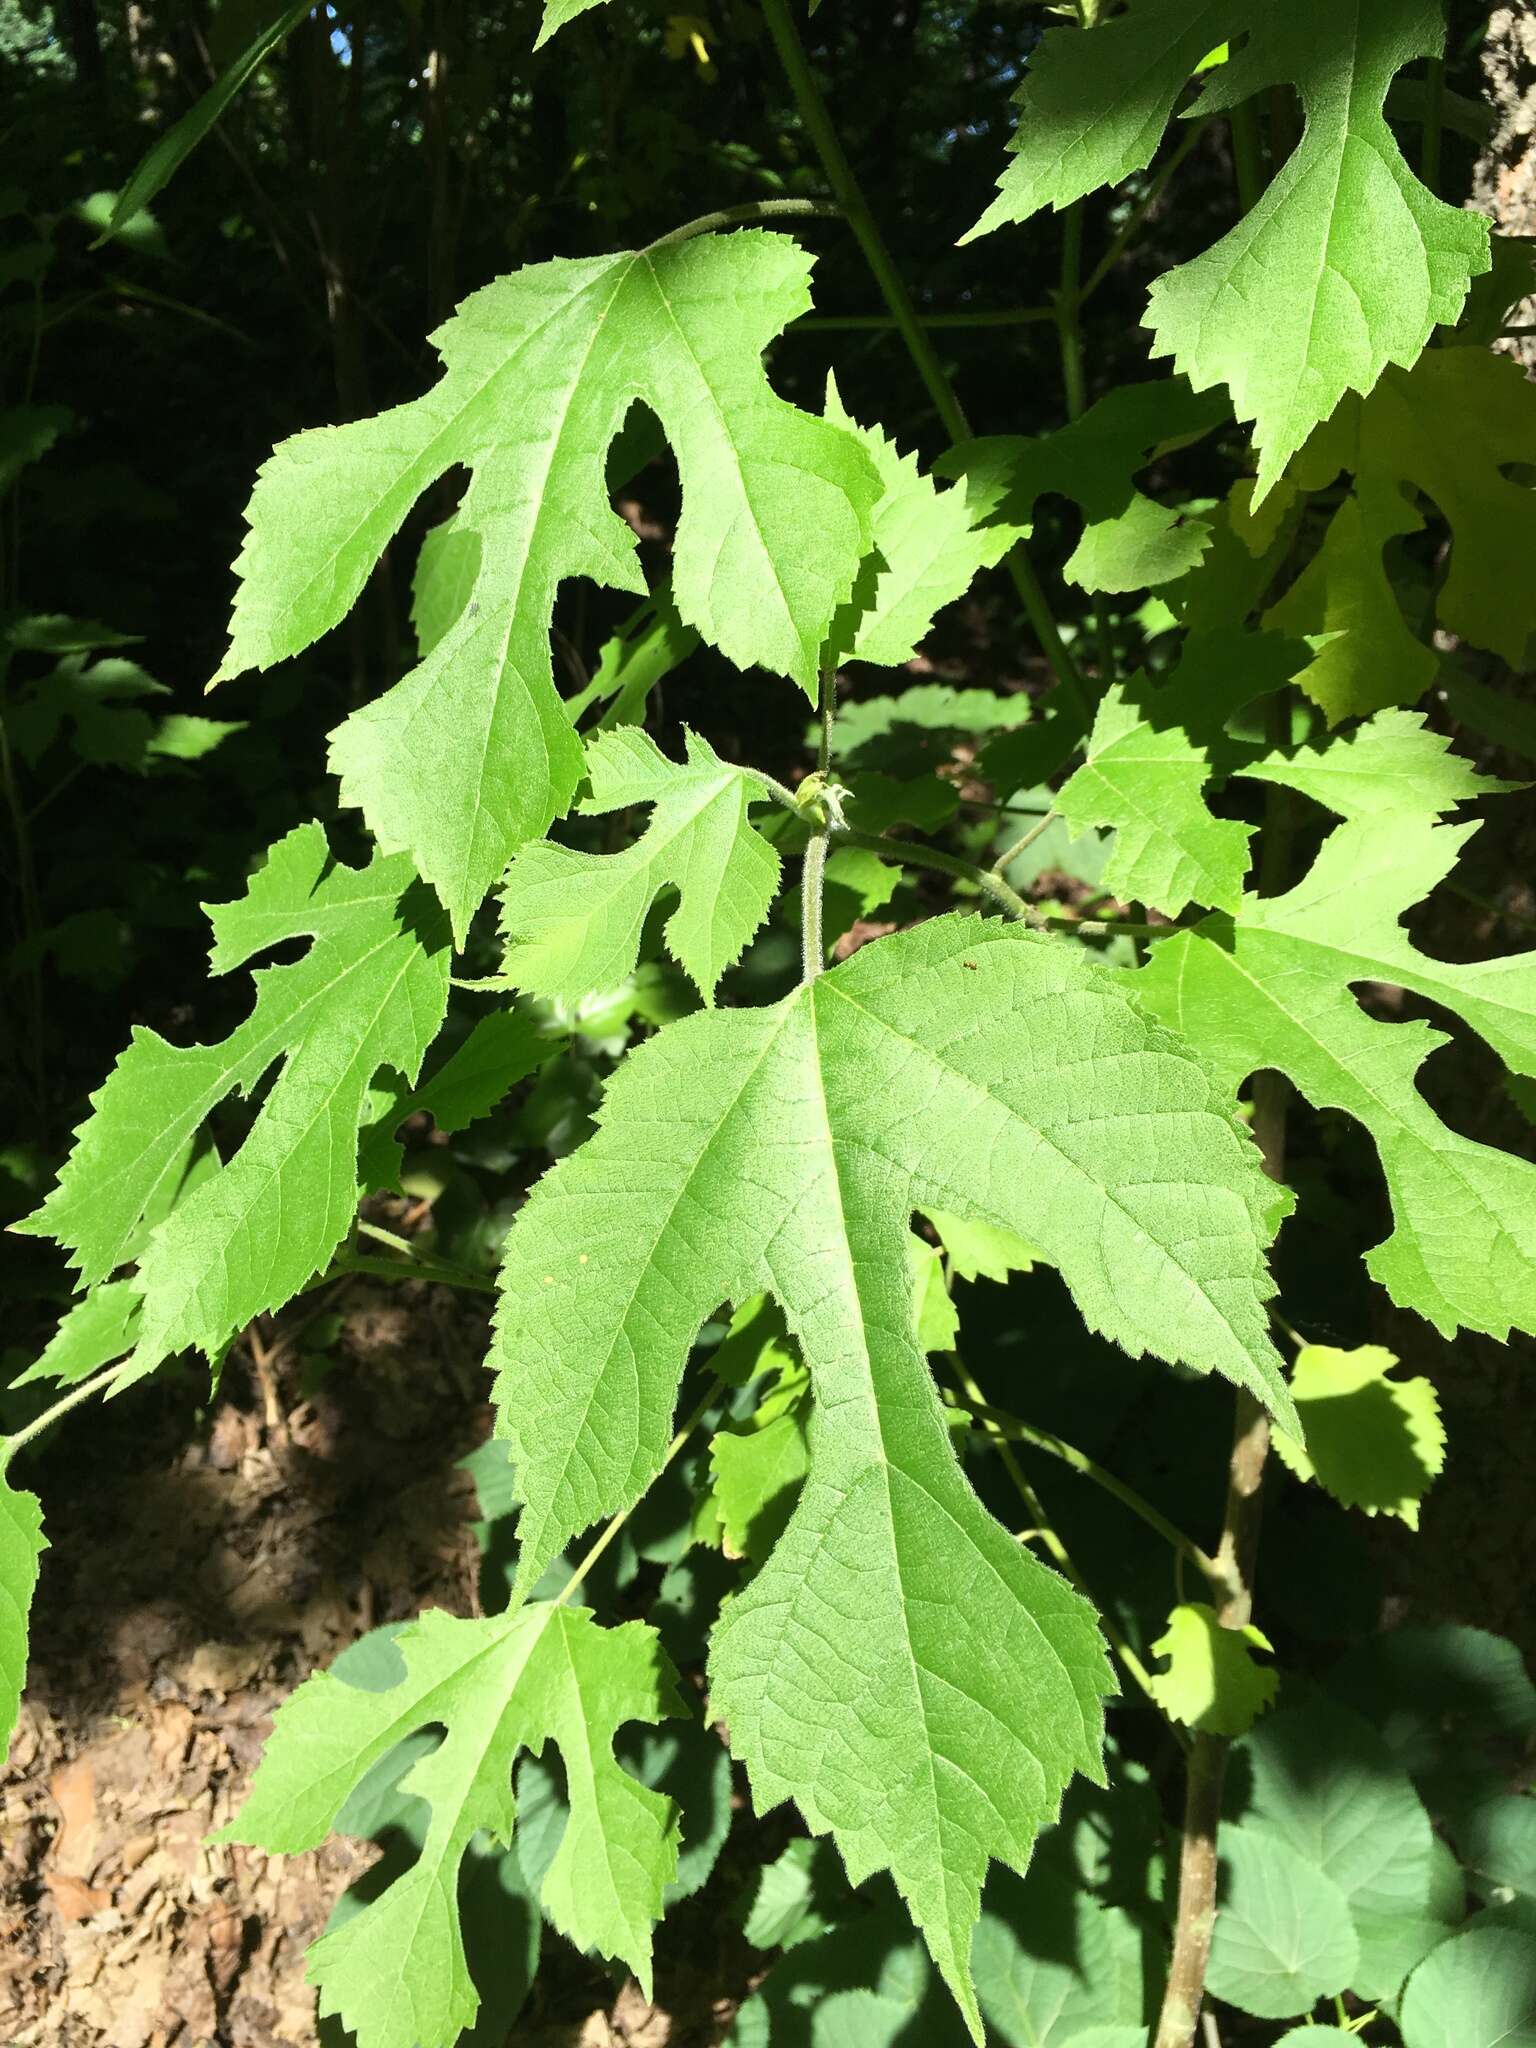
[221,1603,681,2048]
[1054,630,1298,917]
[218,232,878,937]
[489,917,1293,2027]
[1207,1825,1359,2018]
[501,727,780,1005]
[21,825,450,1378]
[1137,816,1536,1337]
[1243,708,1515,820]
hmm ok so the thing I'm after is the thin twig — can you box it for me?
[947,1356,1180,1731]
[951,1391,1220,1581]
[555,1378,722,1606]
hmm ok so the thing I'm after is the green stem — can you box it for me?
[758,0,1088,722]
[801,662,837,980]
[556,1377,721,1606]
[646,197,842,250]
[952,1392,1220,1581]
[1079,120,1206,305]
[838,825,1034,923]
[946,1356,1175,1728]
[3,1362,123,1468]
[331,1250,497,1293]
[1057,203,1087,423]
[989,810,1056,876]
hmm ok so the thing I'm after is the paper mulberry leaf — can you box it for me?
[1137,815,1536,1338]
[1231,1698,1436,1923]
[500,727,780,1005]
[488,917,1293,2029]
[1206,1824,1359,2018]
[21,825,451,1380]
[939,378,1228,597]
[1272,1343,1445,1527]
[824,378,1023,666]
[1148,0,1489,495]
[0,1471,46,1757]
[221,1604,682,2048]
[218,232,879,938]
[971,0,1490,496]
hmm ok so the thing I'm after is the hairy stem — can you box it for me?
[838,825,1034,922]
[2,1361,123,1468]
[758,0,1089,721]
[647,197,842,249]
[990,809,1056,876]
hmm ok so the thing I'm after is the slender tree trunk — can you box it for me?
[1474,6,1536,367]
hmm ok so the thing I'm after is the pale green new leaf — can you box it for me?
[218,232,879,938]
[1137,815,1536,1338]
[1207,1825,1359,2018]
[20,825,451,1380]
[1148,1601,1276,1736]
[0,1471,46,1758]
[220,1603,682,2048]
[489,917,1293,2029]
[824,379,1023,666]
[500,727,780,1005]
[1271,1343,1445,1527]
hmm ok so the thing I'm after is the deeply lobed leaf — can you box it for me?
[1138,816,1536,1338]
[500,727,781,1005]
[217,232,880,939]
[970,0,1490,495]
[222,1603,682,2048]
[489,916,1294,2028]
[21,825,451,1381]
